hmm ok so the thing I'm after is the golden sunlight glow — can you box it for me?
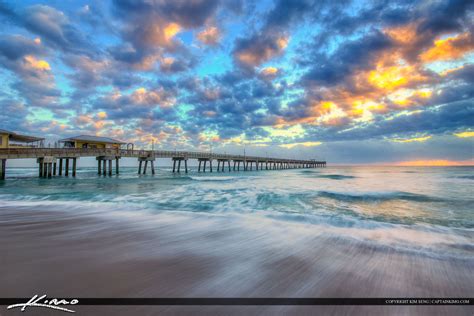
[454,131,474,138]
[34,37,41,44]
[279,141,322,149]
[163,22,181,41]
[394,160,474,166]
[391,135,432,143]
[317,102,347,125]
[24,55,51,71]
[368,64,416,90]
[261,67,278,76]
[97,111,107,119]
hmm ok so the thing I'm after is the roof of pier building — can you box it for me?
[59,135,125,144]
[0,129,45,143]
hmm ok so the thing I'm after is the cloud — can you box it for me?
[301,31,393,87]
[0,35,60,107]
[230,0,321,69]
[0,3,96,56]
[197,26,221,46]
[110,0,220,70]
[0,99,30,131]
[0,35,44,60]
[233,34,288,68]
[92,85,178,123]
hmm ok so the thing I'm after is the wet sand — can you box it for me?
[0,206,472,315]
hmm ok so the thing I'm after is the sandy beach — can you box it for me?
[1,203,472,315]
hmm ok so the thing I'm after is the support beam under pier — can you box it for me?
[138,156,155,175]
[198,158,212,173]
[97,156,120,176]
[172,157,187,173]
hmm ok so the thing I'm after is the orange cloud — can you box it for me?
[420,33,474,62]
[260,66,278,76]
[384,23,418,45]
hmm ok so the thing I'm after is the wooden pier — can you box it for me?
[0,148,326,180]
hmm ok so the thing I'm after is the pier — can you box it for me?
[0,148,326,180]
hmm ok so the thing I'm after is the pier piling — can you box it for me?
[0,159,5,180]
[73,158,77,177]
[138,156,155,175]
[65,159,69,176]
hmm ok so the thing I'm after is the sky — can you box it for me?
[0,0,473,165]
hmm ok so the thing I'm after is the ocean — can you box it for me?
[0,166,473,314]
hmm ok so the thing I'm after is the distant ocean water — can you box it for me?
[0,166,473,313]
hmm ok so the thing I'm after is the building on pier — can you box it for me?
[0,129,44,148]
[59,135,125,149]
